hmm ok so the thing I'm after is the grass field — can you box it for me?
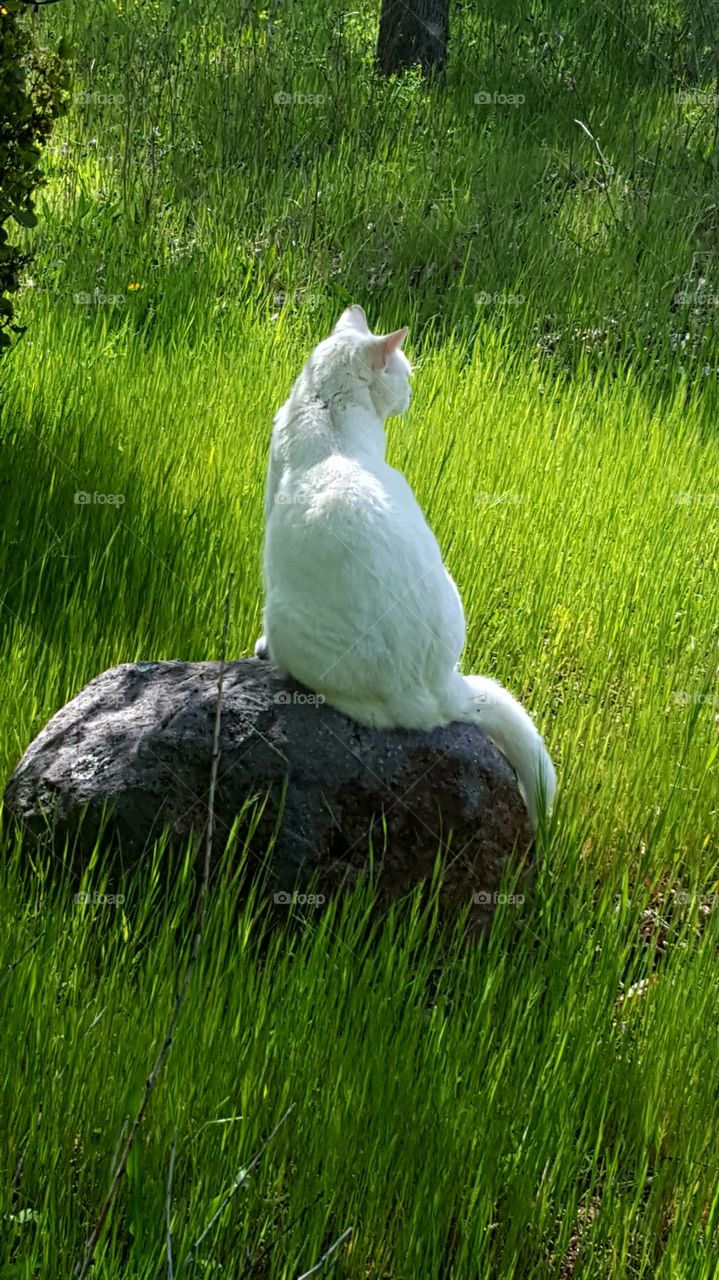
[1,1,718,1275]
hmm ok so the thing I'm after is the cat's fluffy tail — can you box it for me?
[447,672,556,831]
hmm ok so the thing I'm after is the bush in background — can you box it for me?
[0,0,70,352]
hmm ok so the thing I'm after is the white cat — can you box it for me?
[255,305,556,829]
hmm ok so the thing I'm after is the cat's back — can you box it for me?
[267,382,441,571]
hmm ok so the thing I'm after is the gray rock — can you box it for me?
[3,659,533,933]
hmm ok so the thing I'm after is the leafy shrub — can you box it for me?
[0,0,70,351]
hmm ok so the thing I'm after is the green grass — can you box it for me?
[1,838,718,1277]
[1,0,719,1275]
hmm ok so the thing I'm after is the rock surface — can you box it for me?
[3,659,533,932]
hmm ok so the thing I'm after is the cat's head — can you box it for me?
[306,305,412,421]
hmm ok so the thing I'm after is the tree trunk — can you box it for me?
[376,0,449,78]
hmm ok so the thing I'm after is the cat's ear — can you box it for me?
[368,328,408,369]
[334,304,370,334]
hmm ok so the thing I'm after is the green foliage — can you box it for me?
[0,0,70,351]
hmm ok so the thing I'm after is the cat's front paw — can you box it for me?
[254,634,269,660]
